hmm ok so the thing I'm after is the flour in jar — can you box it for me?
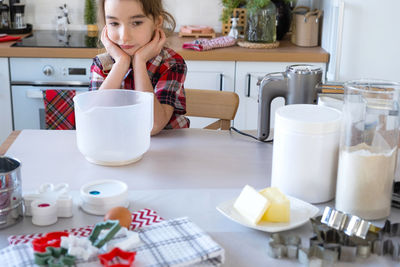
[335,143,397,220]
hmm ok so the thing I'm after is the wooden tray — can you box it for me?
[237,40,280,49]
[178,32,216,38]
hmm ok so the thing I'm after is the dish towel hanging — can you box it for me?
[43,90,76,130]
[0,35,21,42]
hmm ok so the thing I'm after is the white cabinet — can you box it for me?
[234,61,327,131]
[184,60,235,128]
[0,58,12,145]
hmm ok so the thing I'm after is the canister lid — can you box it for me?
[287,64,322,75]
[80,179,129,215]
[275,104,342,134]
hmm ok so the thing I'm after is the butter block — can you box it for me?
[260,187,290,222]
[233,185,270,225]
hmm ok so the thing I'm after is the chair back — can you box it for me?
[185,89,239,130]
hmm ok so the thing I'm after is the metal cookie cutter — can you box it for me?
[24,183,73,226]
[310,215,372,261]
[321,206,381,239]
[267,233,301,259]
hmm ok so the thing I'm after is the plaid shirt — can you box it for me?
[89,47,189,129]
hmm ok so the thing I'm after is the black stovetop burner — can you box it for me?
[11,30,98,48]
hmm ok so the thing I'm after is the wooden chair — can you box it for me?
[185,89,239,130]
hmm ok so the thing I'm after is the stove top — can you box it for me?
[11,30,98,48]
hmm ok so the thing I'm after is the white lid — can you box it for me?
[275,104,342,134]
[80,179,128,205]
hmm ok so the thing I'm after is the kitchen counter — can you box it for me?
[1,129,400,267]
[0,33,329,62]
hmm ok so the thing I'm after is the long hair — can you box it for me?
[97,0,176,36]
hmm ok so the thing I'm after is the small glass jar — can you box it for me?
[335,80,400,220]
[245,2,277,43]
[0,4,10,29]
[12,4,25,29]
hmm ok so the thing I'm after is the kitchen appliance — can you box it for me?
[291,7,322,47]
[271,104,341,204]
[11,30,98,48]
[257,64,322,141]
[74,90,154,166]
[321,0,400,81]
[11,2,24,29]
[0,1,9,29]
[0,156,24,229]
[335,79,400,220]
[10,57,92,130]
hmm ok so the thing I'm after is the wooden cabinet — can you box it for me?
[0,58,12,145]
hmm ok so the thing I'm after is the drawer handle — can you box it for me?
[26,90,43,99]
[219,73,224,91]
[247,74,251,97]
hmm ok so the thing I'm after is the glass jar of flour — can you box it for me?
[335,80,400,220]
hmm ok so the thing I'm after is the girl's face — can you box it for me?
[104,0,162,56]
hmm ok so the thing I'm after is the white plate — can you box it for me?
[216,196,319,232]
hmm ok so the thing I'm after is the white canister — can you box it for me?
[271,104,342,203]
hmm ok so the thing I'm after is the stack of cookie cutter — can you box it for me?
[23,183,73,226]
[267,206,400,264]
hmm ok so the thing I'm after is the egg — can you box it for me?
[104,206,132,228]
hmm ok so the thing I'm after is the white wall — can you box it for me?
[321,0,400,82]
[24,0,223,32]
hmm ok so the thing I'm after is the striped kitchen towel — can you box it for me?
[0,217,224,267]
[8,208,163,245]
[183,36,236,51]
[43,90,76,130]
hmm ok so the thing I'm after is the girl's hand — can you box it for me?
[134,29,166,65]
[100,26,131,66]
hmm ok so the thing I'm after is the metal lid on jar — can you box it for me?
[287,64,322,75]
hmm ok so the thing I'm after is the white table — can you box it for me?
[1,129,399,267]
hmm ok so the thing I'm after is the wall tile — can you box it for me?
[25,0,222,31]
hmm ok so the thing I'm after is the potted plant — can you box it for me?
[84,0,97,35]
[245,0,277,43]
[220,0,247,23]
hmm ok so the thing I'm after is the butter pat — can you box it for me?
[233,185,270,225]
[260,187,290,222]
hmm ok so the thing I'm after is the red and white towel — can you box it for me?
[183,36,236,51]
[8,208,163,245]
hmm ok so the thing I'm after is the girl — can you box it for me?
[90,0,189,135]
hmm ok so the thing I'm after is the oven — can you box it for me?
[10,57,92,130]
